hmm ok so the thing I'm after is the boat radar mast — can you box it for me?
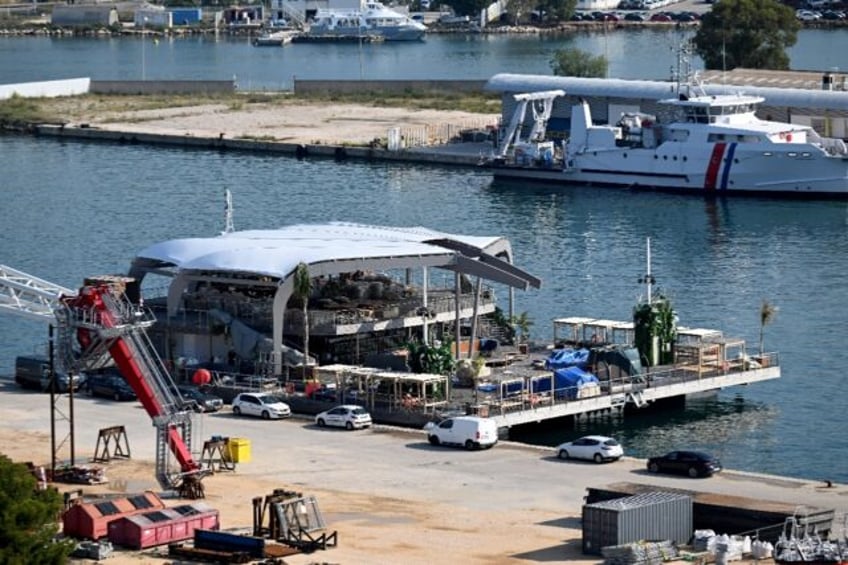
[638,237,656,304]
[222,189,235,235]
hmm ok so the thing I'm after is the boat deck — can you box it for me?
[472,350,780,428]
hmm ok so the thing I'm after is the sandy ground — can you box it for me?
[1,426,588,565]
[89,103,500,146]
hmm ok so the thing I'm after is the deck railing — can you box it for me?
[477,351,780,417]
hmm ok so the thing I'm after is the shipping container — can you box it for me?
[108,503,219,549]
[169,8,203,25]
[582,491,692,555]
[62,492,165,540]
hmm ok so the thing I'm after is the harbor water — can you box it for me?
[1,135,846,483]
[0,28,846,87]
[1,27,847,483]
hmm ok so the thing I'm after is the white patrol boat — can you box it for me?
[487,88,848,197]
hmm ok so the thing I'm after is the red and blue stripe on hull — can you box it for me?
[704,142,737,191]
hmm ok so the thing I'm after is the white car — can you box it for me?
[556,435,623,463]
[231,392,291,420]
[315,405,372,430]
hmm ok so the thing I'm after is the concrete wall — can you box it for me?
[294,79,487,95]
[51,5,118,26]
[0,78,91,100]
[90,80,236,95]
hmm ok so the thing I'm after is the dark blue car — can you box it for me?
[647,450,722,478]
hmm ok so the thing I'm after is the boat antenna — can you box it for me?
[222,189,235,235]
[638,237,656,304]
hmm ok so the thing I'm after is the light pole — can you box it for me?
[141,16,148,81]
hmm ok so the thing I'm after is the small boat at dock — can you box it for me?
[253,30,296,46]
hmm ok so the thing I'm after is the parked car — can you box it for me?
[556,435,624,463]
[15,355,84,393]
[86,370,137,401]
[424,416,498,450]
[231,392,291,419]
[647,450,722,477]
[315,405,372,430]
[650,12,673,21]
[624,12,646,21]
[178,386,224,413]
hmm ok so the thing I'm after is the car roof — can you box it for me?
[579,435,614,441]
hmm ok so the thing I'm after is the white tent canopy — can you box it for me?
[128,222,540,373]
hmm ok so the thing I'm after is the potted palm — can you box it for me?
[511,312,534,354]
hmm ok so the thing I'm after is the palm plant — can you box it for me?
[511,311,534,344]
[759,299,778,356]
[293,262,312,379]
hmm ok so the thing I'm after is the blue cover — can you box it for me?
[545,348,589,370]
[528,367,599,399]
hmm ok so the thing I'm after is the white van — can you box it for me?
[425,416,498,450]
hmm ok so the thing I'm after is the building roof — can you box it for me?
[132,222,541,290]
[485,73,848,111]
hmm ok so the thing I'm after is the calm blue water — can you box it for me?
[1,135,847,483]
[0,28,846,87]
[1,29,847,482]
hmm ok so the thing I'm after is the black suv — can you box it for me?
[86,369,137,401]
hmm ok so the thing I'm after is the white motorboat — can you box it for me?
[486,87,848,197]
[306,1,426,41]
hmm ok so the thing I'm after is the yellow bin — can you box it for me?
[227,438,251,464]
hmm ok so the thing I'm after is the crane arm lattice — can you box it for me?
[0,264,75,322]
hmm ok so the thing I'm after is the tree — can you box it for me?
[550,48,608,77]
[511,311,534,343]
[536,0,578,23]
[446,0,490,17]
[693,0,799,71]
[759,299,778,356]
[0,455,73,564]
[293,262,312,380]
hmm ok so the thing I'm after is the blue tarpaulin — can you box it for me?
[545,348,589,370]
[527,367,599,399]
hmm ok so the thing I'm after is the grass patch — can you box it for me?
[0,94,54,124]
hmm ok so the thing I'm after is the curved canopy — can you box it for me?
[132,222,540,290]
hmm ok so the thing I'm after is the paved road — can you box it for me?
[2,380,845,521]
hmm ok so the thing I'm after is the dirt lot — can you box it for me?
[65,100,501,147]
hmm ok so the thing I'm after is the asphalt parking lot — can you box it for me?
[2,380,845,521]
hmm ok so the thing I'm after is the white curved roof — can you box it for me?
[133,222,540,289]
[485,73,848,111]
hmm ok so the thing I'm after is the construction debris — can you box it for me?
[51,464,107,485]
[601,540,679,565]
[252,488,338,553]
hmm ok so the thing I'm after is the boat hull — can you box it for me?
[488,144,848,198]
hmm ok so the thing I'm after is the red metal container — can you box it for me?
[107,502,219,549]
[62,492,165,540]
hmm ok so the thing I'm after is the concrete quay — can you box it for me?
[34,122,494,167]
[0,380,844,564]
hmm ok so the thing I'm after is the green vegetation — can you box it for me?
[407,340,456,375]
[0,94,54,125]
[633,296,677,367]
[550,47,609,77]
[293,262,312,380]
[0,455,73,564]
[693,0,799,70]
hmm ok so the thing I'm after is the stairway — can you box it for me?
[60,284,198,489]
